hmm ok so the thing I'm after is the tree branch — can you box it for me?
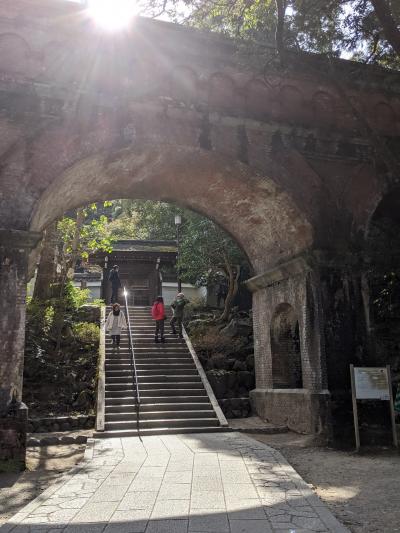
[275,0,286,57]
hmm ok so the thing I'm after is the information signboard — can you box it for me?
[350,365,398,451]
[354,367,390,400]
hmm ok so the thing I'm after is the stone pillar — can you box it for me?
[247,251,370,443]
[0,229,41,468]
[247,255,331,438]
[315,252,370,444]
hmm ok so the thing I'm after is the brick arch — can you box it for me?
[312,91,335,126]
[170,66,198,103]
[374,101,396,133]
[270,303,303,389]
[208,73,237,109]
[280,85,305,122]
[29,144,313,275]
[0,33,33,75]
[245,79,276,119]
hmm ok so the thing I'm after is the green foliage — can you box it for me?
[142,0,399,69]
[24,283,101,416]
[58,210,113,263]
[72,322,100,346]
[367,218,400,320]
[109,199,248,286]
[108,200,179,240]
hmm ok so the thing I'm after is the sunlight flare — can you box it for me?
[87,0,137,31]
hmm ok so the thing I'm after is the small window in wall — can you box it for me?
[270,303,303,388]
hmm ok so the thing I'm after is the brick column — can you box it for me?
[247,251,371,443]
[246,255,331,438]
[0,229,42,413]
[0,229,41,468]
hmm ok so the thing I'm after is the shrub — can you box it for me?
[72,322,100,346]
[192,326,244,359]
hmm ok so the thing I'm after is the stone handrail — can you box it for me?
[183,325,229,428]
[95,306,106,432]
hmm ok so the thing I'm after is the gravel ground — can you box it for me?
[248,432,400,533]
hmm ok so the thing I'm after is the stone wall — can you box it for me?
[0,404,28,470]
[27,415,95,433]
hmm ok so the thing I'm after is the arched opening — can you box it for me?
[270,303,303,389]
[366,188,400,375]
[29,145,313,276]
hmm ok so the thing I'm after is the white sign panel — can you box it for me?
[354,367,390,400]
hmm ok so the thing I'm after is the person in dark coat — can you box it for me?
[109,265,121,304]
[170,292,189,338]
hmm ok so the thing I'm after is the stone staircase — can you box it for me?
[94,306,228,437]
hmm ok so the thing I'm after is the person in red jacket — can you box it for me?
[151,296,166,343]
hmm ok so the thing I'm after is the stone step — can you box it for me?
[106,389,208,398]
[106,375,201,383]
[105,381,205,391]
[106,358,192,365]
[105,409,216,421]
[104,417,220,431]
[105,396,210,405]
[105,402,214,413]
[106,368,198,376]
[106,364,196,371]
[93,426,230,438]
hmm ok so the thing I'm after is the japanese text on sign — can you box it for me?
[354,367,390,400]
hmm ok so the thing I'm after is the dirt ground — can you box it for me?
[0,444,85,525]
[248,432,400,533]
[0,433,399,532]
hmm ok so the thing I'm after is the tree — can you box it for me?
[57,204,113,282]
[109,200,249,319]
[141,0,399,69]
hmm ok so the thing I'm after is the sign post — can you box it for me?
[350,365,398,451]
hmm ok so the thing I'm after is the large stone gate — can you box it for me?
[1,0,400,451]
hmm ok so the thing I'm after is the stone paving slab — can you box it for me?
[0,432,349,533]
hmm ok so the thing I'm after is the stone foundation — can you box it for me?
[27,415,95,433]
[0,403,28,470]
[250,388,331,437]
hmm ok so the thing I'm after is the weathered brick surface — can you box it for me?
[0,1,399,445]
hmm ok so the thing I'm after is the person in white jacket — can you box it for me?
[105,303,127,348]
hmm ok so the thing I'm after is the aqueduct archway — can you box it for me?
[1,0,400,449]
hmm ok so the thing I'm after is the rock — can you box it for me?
[187,318,215,335]
[206,370,228,399]
[246,354,255,370]
[208,355,230,370]
[77,305,101,323]
[52,423,60,432]
[61,423,71,431]
[73,390,93,410]
[78,416,88,427]
[226,371,238,391]
[75,435,88,444]
[60,436,75,444]
[238,371,255,390]
[233,360,247,371]
[40,436,59,445]
[225,358,236,370]
[221,318,253,338]
[27,438,40,447]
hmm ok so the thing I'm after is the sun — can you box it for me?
[87,0,137,31]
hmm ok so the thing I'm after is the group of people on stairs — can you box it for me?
[105,264,190,347]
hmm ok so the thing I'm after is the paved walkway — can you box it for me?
[1,432,348,533]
